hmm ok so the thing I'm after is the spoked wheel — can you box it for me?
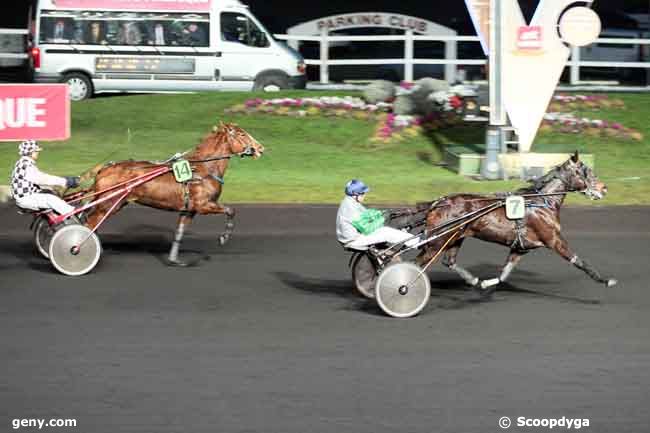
[49,225,102,276]
[33,216,54,259]
[351,253,379,299]
[375,262,431,318]
[351,252,401,299]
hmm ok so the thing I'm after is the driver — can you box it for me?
[10,140,80,216]
[336,179,420,251]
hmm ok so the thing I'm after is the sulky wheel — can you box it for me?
[33,216,55,259]
[351,252,379,299]
[48,224,102,276]
[375,262,431,318]
[352,252,401,299]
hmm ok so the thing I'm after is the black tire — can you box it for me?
[351,252,402,299]
[352,253,379,299]
[253,73,289,92]
[33,216,54,259]
[62,72,93,101]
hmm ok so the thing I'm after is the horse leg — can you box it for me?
[167,211,196,267]
[545,232,617,287]
[194,201,235,246]
[84,197,128,231]
[477,250,527,291]
[218,206,235,246]
[441,238,481,287]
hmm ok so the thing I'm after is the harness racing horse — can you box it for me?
[84,122,264,266]
[416,152,617,294]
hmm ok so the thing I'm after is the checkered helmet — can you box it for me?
[18,140,42,156]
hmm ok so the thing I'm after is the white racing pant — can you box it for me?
[15,193,75,216]
[346,226,420,250]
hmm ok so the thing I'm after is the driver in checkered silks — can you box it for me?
[10,140,80,216]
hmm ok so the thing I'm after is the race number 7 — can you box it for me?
[505,195,525,219]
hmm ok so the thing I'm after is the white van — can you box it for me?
[31,0,306,100]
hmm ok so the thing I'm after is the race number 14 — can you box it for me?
[172,160,192,183]
[505,196,525,219]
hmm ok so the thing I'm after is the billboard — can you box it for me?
[52,0,212,12]
[0,84,70,141]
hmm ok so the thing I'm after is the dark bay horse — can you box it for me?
[416,152,617,293]
[84,122,264,265]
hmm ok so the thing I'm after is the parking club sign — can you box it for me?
[0,84,70,141]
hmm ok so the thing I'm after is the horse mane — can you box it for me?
[517,162,567,193]
[190,122,234,158]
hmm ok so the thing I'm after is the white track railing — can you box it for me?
[569,38,650,84]
[275,33,483,83]
[275,33,650,85]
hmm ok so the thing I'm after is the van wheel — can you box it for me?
[254,73,289,92]
[62,73,93,101]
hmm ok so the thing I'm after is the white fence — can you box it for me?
[274,33,650,85]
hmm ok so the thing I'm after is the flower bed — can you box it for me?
[224,96,392,120]
[541,112,643,141]
[225,93,642,143]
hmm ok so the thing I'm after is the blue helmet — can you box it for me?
[345,179,370,196]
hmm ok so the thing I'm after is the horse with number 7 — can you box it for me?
[416,151,617,294]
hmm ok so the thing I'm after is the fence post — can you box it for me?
[404,30,414,82]
[570,45,580,85]
[320,29,329,84]
[445,39,457,83]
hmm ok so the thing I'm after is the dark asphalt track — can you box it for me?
[1,204,649,433]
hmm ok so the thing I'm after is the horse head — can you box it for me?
[216,122,265,159]
[559,151,608,200]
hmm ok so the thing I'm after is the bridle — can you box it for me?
[536,163,602,199]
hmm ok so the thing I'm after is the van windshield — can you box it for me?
[220,12,271,48]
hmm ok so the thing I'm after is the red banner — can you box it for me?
[52,0,212,12]
[0,84,70,141]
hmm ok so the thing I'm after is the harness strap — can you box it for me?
[511,217,528,251]
[209,173,225,185]
[182,182,191,211]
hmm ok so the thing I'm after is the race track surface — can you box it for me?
[1,204,649,433]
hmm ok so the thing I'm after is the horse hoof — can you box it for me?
[606,278,618,287]
[166,258,190,267]
[480,278,500,290]
[218,234,230,246]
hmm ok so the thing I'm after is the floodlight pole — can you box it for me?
[481,0,507,180]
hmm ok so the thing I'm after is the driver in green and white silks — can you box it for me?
[336,179,421,250]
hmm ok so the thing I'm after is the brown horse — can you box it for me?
[416,152,617,294]
[84,122,264,266]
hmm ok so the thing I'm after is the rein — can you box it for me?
[186,147,255,164]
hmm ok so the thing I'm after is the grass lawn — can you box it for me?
[1,90,649,205]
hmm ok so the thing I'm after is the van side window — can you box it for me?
[38,10,209,47]
[221,12,269,48]
[39,15,77,44]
